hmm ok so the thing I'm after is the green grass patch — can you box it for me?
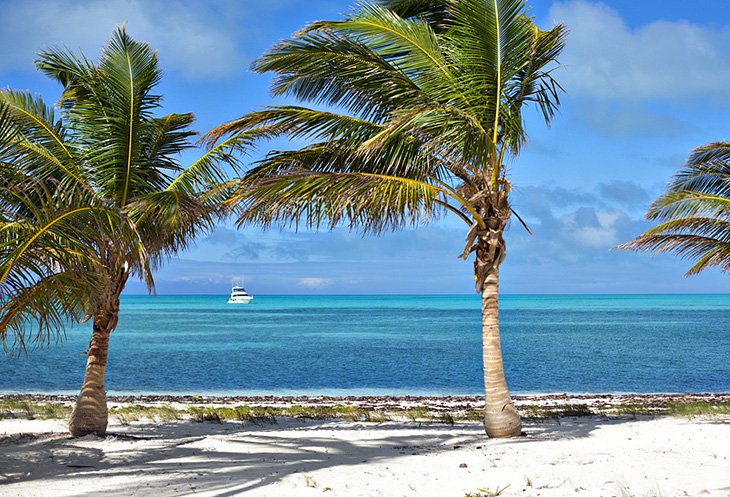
[2,396,729,424]
[556,404,594,417]
[0,400,72,420]
[110,405,182,423]
[667,400,730,417]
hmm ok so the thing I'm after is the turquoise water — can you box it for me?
[1,294,728,395]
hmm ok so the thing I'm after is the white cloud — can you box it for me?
[298,277,333,288]
[561,209,621,248]
[549,1,730,101]
[0,0,244,79]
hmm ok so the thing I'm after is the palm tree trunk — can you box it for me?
[68,271,126,437]
[480,263,522,438]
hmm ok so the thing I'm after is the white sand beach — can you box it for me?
[1,413,728,497]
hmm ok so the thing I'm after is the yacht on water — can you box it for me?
[227,285,253,304]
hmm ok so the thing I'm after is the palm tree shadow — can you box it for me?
[0,416,660,497]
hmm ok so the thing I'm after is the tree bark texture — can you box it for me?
[68,268,127,437]
[480,263,521,437]
[474,213,522,438]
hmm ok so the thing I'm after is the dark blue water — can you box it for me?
[1,294,728,395]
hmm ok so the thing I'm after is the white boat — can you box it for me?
[227,285,253,304]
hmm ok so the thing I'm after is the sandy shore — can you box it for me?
[7,391,730,411]
[0,400,728,497]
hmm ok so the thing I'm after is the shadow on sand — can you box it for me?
[0,415,678,496]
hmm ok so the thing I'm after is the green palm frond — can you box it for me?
[209,0,565,259]
[204,106,382,146]
[252,29,428,121]
[231,171,444,233]
[620,141,730,275]
[0,91,87,189]
[332,3,455,82]
[0,181,124,352]
[125,190,217,269]
[381,0,449,26]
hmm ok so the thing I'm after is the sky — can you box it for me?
[1,0,729,295]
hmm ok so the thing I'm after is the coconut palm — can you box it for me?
[619,142,730,274]
[207,0,566,437]
[0,28,244,436]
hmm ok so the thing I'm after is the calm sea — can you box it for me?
[1,294,728,396]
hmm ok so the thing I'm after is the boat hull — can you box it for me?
[227,296,253,304]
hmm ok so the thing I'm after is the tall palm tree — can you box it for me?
[619,141,730,273]
[207,0,566,437]
[0,28,244,437]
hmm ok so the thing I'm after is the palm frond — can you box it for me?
[252,28,428,122]
[0,90,88,189]
[0,181,119,352]
[231,171,444,233]
[620,140,730,275]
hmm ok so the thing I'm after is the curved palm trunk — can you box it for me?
[68,270,127,437]
[476,228,521,438]
[481,264,521,437]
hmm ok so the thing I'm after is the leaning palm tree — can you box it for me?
[207,0,566,437]
[0,28,244,437]
[619,142,730,274]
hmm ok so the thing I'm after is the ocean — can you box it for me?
[1,294,728,396]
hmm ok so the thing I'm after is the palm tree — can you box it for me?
[207,0,566,437]
[0,28,244,437]
[619,141,730,274]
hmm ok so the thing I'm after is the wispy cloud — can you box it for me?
[298,277,333,288]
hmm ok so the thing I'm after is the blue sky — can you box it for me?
[1,0,729,294]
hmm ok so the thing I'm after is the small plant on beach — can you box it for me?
[405,406,430,422]
[207,0,567,439]
[464,409,486,422]
[519,404,545,418]
[303,475,318,488]
[437,412,455,425]
[465,484,510,496]
[188,407,223,424]
[557,404,593,417]
[0,28,241,437]
[610,403,654,417]
[363,410,389,423]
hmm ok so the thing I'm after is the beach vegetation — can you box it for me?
[110,405,182,423]
[0,28,241,437]
[405,406,430,421]
[437,412,455,425]
[610,403,656,417]
[0,399,71,420]
[619,141,730,274]
[362,409,389,423]
[667,400,730,417]
[556,404,593,417]
[519,404,544,418]
[1,397,728,424]
[465,484,510,496]
[206,0,567,439]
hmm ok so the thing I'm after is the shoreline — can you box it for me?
[3,391,729,409]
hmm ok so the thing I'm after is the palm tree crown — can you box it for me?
[620,141,730,274]
[208,0,567,437]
